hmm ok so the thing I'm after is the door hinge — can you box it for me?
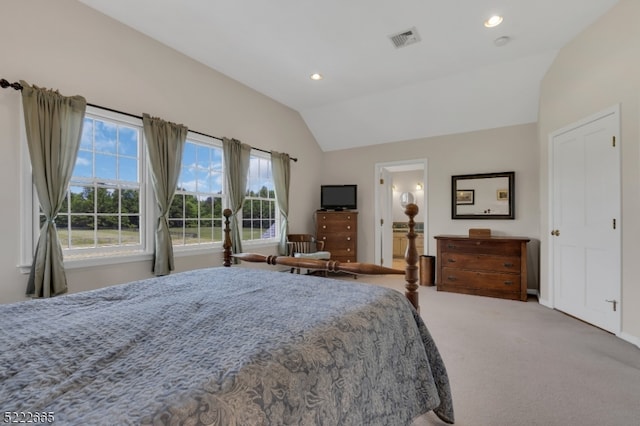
[380,178,384,184]
[380,218,384,226]
[613,218,616,229]
[612,136,616,147]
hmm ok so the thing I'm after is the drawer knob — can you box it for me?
[322,236,326,240]
[323,225,326,229]
[504,281,514,286]
[447,244,456,249]
[347,248,351,252]
[347,237,351,241]
[447,258,456,263]
[347,225,351,230]
[447,276,457,281]
[504,262,514,267]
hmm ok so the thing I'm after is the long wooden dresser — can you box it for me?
[434,235,530,301]
[315,210,358,263]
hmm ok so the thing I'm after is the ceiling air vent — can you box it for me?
[389,27,421,49]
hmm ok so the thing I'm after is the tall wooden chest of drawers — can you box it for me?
[316,211,358,263]
[434,235,530,301]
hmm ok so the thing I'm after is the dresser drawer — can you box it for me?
[440,239,521,256]
[318,221,356,233]
[318,224,355,234]
[441,267,521,293]
[319,240,355,259]
[319,233,355,245]
[317,213,357,223]
[441,252,521,273]
[331,254,356,263]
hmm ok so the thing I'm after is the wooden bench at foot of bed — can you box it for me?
[222,204,423,312]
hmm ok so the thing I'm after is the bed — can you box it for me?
[0,205,454,425]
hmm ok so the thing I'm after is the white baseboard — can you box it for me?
[533,296,638,349]
[618,332,640,349]
[537,297,553,308]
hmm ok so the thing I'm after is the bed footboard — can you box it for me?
[222,204,422,311]
[233,253,404,276]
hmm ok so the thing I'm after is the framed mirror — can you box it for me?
[452,171,515,219]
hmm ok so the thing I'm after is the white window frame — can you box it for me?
[171,132,226,254]
[20,106,155,271]
[240,151,279,246]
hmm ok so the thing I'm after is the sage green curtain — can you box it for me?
[222,137,251,258]
[142,113,187,276]
[270,151,290,255]
[21,81,86,298]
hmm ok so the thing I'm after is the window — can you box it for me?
[21,105,279,269]
[170,141,278,247]
[170,135,224,247]
[242,154,277,242]
[44,108,145,258]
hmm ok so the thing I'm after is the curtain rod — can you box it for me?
[1,78,297,162]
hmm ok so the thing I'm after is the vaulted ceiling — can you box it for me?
[80,0,620,151]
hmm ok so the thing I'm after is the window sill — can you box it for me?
[241,239,279,250]
[18,252,153,274]
[17,240,279,274]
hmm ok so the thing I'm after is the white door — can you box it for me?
[378,168,393,266]
[551,106,620,333]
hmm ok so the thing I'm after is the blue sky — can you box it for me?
[75,117,138,183]
[178,142,223,194]
[74,116,273,196]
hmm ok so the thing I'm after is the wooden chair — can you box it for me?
[286,234,332,275]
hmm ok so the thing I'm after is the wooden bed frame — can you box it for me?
[222,204,423,311]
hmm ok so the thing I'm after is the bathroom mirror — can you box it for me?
[400,191,415,207]
[451,171,515,219]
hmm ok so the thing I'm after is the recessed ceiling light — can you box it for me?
[484,15,503,28]
[310,73,323,81]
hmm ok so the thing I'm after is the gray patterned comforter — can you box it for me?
[0,267,454,425]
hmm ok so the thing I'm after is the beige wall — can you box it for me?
[322,123,540,281]
[538,0,640,344]
[0,0,323,303]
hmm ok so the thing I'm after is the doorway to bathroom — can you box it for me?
[374,159,428,268]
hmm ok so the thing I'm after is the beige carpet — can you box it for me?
[354,274,640,426]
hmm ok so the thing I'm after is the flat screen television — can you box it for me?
[320,185,357,210]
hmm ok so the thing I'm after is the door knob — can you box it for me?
[550,229,560,236]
